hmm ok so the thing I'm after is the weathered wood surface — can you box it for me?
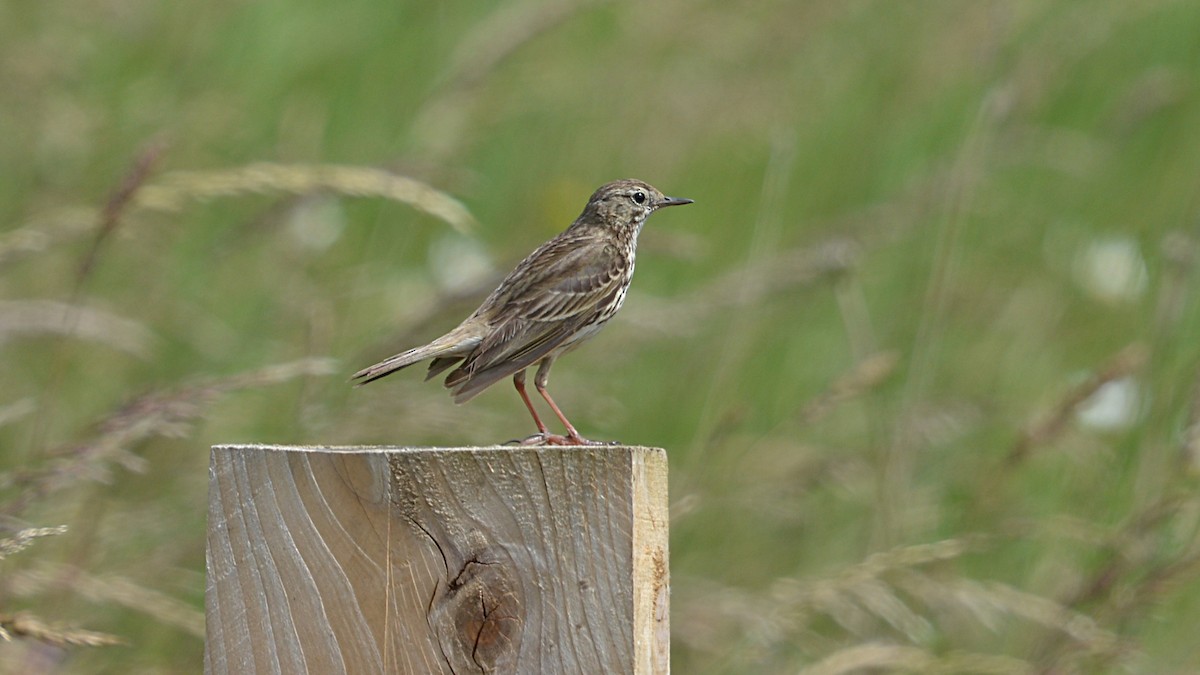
[205,444,669,675]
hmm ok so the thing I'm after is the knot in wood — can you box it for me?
[430,551,522,673]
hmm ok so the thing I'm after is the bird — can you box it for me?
[352,178,693,446]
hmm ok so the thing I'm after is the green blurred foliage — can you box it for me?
[2,0,1199,672]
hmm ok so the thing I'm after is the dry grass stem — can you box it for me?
[764,539,977,640]
[10,564,204,638]
[0,399,36,430]
[890,569,1128,662]
[134,163,476,233]
[0,208,97,269]
[801,351,900,423]
[445,0,608,92]
[621,236,861,339]
[76,140,167,288]
[410,0,613,160]
[1046,493,1200,653]
[0,525,67,560]
[1008,343,1149,464]
[799,643,1034,675]
[1185,366,1200,472]
[0,613,124,647]
[2,163,473,278]
[961,580,1124,656]
[702,237,861,311]
[0,300,155,356]
[5,357,336,517]
[798,643,933,675]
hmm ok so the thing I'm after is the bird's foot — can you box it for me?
[509,432,617,446]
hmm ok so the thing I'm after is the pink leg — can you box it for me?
[534,359,602,446]
[513,370,573,445]
[513,371,548,435]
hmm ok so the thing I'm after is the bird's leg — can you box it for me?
[533,360,604,446]
[513,370,548,435]
[513,370,572,445]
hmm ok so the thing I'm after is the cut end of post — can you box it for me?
[205,444,669,675]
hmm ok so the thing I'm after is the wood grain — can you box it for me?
[205,445,669,674]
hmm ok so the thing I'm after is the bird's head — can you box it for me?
[578,179,692,236]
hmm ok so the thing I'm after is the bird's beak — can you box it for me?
[657,196,694,208]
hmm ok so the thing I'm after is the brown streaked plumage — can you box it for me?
[352,179,693,445]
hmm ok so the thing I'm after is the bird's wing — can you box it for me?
[505,236,626,321]
[444,238,627,401]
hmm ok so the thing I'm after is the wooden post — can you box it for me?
[205,445,669,675]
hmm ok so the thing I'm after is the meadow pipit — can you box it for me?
[353,179,693,445]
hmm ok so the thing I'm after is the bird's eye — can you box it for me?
[632,191,646,204]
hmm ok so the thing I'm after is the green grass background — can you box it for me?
[3,0,1200,672]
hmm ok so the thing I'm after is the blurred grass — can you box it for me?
[2,0,1200,672]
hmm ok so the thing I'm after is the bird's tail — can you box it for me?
[351,329,481,386]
